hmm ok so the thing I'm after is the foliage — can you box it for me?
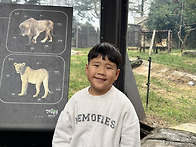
[70,0,101,31]
[146,0,196,49]
[129,0,152,17]
[79,22,96,32]
[74,0,100,22]
[183,0,196,26]
[146,0,179,31]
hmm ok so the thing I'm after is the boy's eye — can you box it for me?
[93,64,99,67]
[106,66,113,70]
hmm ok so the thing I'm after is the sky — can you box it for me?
[9,0,153,28]
[77,0,153,28]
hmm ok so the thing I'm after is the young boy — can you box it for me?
[52,42,141,147]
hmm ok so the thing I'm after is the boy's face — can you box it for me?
[85,55,120,96]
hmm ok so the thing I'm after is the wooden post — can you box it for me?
[168,30,172,53]
[149,30,156,56]
[143,32,146,52]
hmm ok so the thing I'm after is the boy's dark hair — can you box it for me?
[88,42,122,69]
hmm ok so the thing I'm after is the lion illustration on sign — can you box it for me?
[19,18,54,44]
[14,62,51,98]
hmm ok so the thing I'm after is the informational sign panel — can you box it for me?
[0,3,72,131]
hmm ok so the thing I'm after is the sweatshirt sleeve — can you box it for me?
[120,104,141,147]
[52,102,73,147]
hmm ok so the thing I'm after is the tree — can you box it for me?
[146,0,179,30]
[146,0,196,50]
[178,0,196,50]
[73,0,100,22]
[129,0,152,17]
[79,21,96,33]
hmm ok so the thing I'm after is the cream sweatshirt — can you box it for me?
[52,86,140,147]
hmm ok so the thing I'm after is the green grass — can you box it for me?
[127,49,196,73]
[69,48,196,126]
[134,74,196,125]
[68,48,90,99]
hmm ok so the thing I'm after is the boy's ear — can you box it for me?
[85,64,89,74]
[115,69,120,80]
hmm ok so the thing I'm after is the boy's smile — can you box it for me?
[85,55,120,96]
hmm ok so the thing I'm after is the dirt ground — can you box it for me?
[131,59,196,128]
[132,60,196,85]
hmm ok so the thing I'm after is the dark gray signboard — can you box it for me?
[0,3,72,131]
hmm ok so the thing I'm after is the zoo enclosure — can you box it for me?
[72,24,173,53]
[72,25,100,48]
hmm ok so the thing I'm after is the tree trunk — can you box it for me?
[181,28,196,51]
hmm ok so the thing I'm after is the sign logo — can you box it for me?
[46,108,58,118]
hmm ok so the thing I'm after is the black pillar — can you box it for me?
[100,0,128,93]
[100,0,146,121]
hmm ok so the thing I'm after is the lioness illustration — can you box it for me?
[19,18,54,44]
[14,62,51,98]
